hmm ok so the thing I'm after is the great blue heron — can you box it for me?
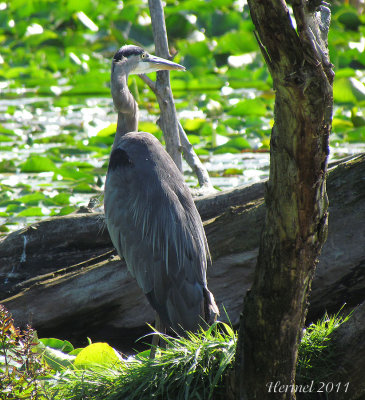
[104,45,219,338]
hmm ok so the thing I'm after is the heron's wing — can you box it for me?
[104,132,211,331]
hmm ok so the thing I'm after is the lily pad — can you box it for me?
[20,155,57,173]
[74,342,122,370]
[18,192,46,205]
[228,99,267,117]
[17,207,45,217]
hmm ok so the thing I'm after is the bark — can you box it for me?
[178,121,215,193]
[0,155,363,349]
[235,2,334,399]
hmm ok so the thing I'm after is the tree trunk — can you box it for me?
[235,2,334,399]
[1,155,363,351]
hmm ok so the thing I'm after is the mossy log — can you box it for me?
[0,154,364,349]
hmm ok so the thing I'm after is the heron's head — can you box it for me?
[112,45,185,76]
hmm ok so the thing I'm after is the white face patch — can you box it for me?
[129,60,162,75]
[129,55,185,75]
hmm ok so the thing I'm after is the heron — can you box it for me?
[104,45,219,341]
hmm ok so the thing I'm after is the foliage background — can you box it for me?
[0,0,365,234]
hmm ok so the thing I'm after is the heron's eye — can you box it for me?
[141,53,147,59]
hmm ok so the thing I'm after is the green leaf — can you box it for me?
[17,207,44,217]
[20,155,56,173]
[336,9,362,30]
[224,137,251,149]
[0,160,16,172]
[332,117,353,131]
[36,341,75,371]
[352,114,365,127]
[216,26,256,54]
[349,77,365,101]
[195,148,210,156]
[74,342,122,370]
[335,68,356,79]
[228,99,267,116]
[261,138,270,149]
[213,146,241,154]
[224,117,245,130]
[179,41,210,59]
[89,136,114,146]
[347,127,365,142]
[73,182,96,193]
[18,192,46,205]
[139,121,160,135]
[0,224,10,232]
[224,168,243,176]
[69,348,84,357]
[56,166,95,182]
[40,338,74,353]
[58,206,77,216]
[333,78,357,104]
[172,74,224,91]
[61,161,94,169]
[135,349,151,361]
[186,134,201,145]
[0,124,16,135]
[0,135,14,142]
[183,118,206,132]
[50,193,71,206]
[97,123,117,137]
[23,30,59,46]
[6,204,24,213]
[214,136,251,154]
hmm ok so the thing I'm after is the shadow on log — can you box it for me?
[0,154,364,350]
[331,302,365,400]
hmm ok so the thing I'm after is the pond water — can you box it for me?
[0,94,364,235]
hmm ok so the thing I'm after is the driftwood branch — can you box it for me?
[147,0,182,171]
[140,0,214,190]
[178,122,215,192]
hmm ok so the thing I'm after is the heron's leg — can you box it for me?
[150,313,161,359]
[157,317,167,350]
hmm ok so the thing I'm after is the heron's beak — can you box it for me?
[146,55,185,72]
[131,54,185,75]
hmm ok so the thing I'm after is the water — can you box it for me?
[0,95,364,235]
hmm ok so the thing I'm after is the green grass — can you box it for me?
[45,322,236,400]
[296,309,352,388]
[0,306,352,400]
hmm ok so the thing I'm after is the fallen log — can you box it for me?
[0,154,364,348]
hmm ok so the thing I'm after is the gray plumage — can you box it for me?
[104,45,218,334]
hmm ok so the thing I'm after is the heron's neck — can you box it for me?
[111,73,139,150]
